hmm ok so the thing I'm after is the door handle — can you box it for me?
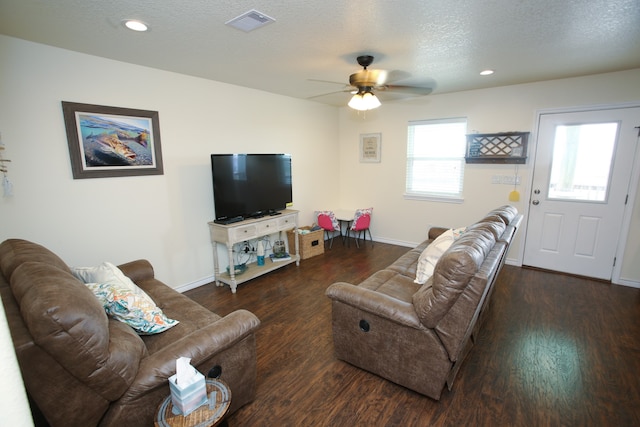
[532,200,540,205]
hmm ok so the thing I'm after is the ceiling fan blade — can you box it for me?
[308,78,348,86]
[307,88,355,100]
[378,84,432,96]
[383,70,412,84]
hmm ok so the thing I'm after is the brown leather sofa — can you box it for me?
[0,238,260,426]
[326,205,522,400]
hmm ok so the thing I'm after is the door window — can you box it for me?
[548,122,618,202]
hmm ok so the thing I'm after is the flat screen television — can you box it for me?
[211,154,293,223]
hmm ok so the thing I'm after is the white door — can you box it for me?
[524,107,640,280]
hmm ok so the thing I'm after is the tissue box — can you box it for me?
[168,371,207,416]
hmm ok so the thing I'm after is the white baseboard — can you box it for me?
[613,277,640,288]
[175,275,215,293]
[371,237,416,248]
[505,257,522,267]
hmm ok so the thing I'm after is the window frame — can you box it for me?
[404,117,467,203]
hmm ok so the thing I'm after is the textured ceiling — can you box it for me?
[1,0,639,107]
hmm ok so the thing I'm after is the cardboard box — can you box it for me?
[287,226,324,260]
[168,371,207,416]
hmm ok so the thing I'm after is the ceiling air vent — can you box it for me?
[225,9,275,32]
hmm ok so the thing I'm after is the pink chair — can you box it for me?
[350,208,373,248]
[316,210,341,249]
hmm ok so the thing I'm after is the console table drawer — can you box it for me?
[231,224,258,240]
[257,220,278,234]
[278,215,296,230]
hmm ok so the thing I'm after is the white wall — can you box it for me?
[3,34,639,427]
[338,69,640,282]
[1,35,639,287]
[0,35,340,290]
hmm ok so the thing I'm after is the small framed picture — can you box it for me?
[360,133,381,163]
[62,101,164,179]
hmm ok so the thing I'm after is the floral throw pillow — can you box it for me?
[71,262,179,335]
[351,207,373,231]
[315,210,339,231]
[452,226,467,240]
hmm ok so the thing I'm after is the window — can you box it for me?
[406,117,467,201]
[548,122,618,202]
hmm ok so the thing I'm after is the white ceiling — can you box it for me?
[1,0,639,107]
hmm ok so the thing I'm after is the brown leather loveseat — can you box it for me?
[0,238,260,426]
[326,206,521,400]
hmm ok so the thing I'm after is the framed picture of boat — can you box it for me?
[62,101,164,179]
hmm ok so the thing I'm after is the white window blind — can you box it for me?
[406,118,467,201]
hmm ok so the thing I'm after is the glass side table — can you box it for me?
[155,378,231,427]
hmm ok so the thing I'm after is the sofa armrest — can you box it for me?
[125,309,260,394]
[326,282,424,329]
[118,259,155,283]
[428,227,449,240]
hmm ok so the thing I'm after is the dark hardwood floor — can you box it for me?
[185,239,640,427]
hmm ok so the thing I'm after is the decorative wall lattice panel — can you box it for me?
[465,132,529,164]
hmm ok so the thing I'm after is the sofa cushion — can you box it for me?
[386,240,430,278]
[414,229,454,285]
[10,261,144,400]
[358,269,420,303]
[71,262,179,335]
[133,275,226,355]
[0,239,71,280]
[413,228,496,328]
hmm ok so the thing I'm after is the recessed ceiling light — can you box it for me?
[123,20,149,32]
[480,69,494,76]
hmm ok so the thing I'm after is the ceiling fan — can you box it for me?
[311,55,432,110]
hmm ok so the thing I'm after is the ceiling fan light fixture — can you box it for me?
[348,91,381,111]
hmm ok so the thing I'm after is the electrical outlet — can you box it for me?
[491,175,501,184]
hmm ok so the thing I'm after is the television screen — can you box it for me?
[211,154,292,222]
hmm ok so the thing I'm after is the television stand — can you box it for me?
[208,209,300,293]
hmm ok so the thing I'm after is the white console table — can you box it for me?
[208,209,300,293]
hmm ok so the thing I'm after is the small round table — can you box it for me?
[155,379,231,427]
